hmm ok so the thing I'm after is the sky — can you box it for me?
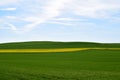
[0,0,120,43]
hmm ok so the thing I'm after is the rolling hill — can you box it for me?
[0,41,120,80]
[0,41,120,49]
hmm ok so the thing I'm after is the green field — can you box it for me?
[0,42,120,80]
[0,41,120,49]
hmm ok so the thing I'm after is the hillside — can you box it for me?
[0,41,120,80]
[0,41,120,49]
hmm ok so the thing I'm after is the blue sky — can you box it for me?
[0,0,120,43]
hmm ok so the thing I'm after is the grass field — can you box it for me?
[0,41,120,49]
[0,42,120,80]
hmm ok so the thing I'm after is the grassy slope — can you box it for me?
[0,50,120,80]
[0,41,120,80]
[0,41,120,49]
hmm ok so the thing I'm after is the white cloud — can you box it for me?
[0,27,10,30]
[52,18,81,21]
[6,23,17,31]
[70,0,120,18]
[0,0,19,6]
[0,19,2,22]
[20,0,120,31]
[23,17,40,22]
[47,21,74,26]
[21,0,73,32]
[41,0,71,17]
[0,8,17,11]
[0,0,73,33]
[1,0,120,33]
[5,16,17,19]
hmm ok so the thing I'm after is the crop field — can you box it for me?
[0,48,120,53]
[0,48,89,53]
[0,42,120,80]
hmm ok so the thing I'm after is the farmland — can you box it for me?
[0,41,120,80]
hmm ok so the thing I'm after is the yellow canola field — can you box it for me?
[0,48,120,53]
[0,48,89,53]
